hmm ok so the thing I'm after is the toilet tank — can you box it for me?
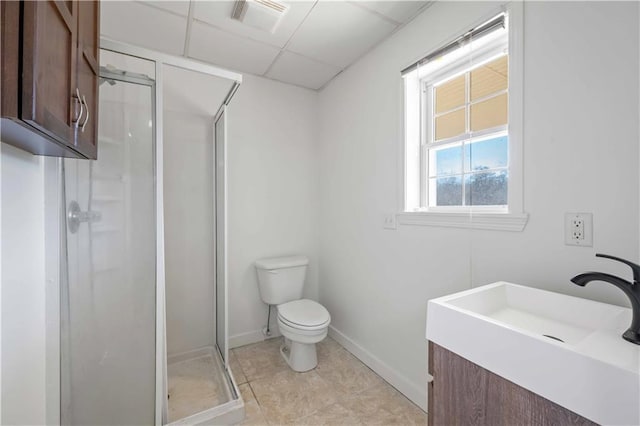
[255,255,309,305]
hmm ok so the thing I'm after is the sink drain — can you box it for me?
[543,334,565,343]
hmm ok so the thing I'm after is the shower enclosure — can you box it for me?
[61,40,242,424]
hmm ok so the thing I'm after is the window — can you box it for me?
[428,54,508,208]
[401,5,527,231]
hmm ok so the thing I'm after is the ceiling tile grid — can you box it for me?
[192,1,316,49]
[101,1,189,56]
[266,50,342,90]
[100,0,432,90]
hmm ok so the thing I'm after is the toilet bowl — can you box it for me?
[254,255,331,372]
[276,299,330,372]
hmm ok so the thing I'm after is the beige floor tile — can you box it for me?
[230,350,248,385]
[235,336,426,426]
[234,337,289,382]
[293,402,363,426]
[315,347,384,397]
[250,369,338,424]
[316,336,342,362]
[238,383,269,426]
[343,382,428,426]
[167,355,227,422]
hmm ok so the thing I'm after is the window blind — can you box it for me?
[401,14,506,76]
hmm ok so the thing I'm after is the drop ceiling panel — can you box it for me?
[163,65,234,115]
[192,1,316,49]
[354,1,429,24]
[100,1,431,90]
[189,21,281,75]
[139,1,190,17]
[101,2,187,56]
[286,1,397,68]
[266,51,341,90]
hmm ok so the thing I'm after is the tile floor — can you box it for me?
[230,336,428,425]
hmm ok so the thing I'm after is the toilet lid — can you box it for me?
[277,299,330,328]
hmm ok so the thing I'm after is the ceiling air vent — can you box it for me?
[232,0,289,34]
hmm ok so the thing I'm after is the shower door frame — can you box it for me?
[99,38,242,425]
[61,68,157,426]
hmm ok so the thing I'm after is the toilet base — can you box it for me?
[280,338,318,372]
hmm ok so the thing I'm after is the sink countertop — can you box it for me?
[426,282,640,426]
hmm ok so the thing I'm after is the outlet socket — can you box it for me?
[565,212,593,246]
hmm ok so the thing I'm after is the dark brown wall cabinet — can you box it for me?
[1,0,100,159]
[428,342,597,426]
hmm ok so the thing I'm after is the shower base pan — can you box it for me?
[166,346,244,425]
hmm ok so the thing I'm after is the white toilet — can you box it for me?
[255,255,331,372]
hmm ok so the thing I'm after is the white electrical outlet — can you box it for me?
[383,213,397,230]
[564,212,593,246]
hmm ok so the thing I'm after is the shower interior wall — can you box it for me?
[163,64,235,357]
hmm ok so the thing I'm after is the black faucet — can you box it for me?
[571,253,640,345]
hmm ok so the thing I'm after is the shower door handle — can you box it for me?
[68,200,101,234]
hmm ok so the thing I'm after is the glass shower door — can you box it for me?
[62,73,156,425]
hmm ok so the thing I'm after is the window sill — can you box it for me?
[396,211,529,232]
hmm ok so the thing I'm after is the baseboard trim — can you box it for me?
[328,325,427,412]
[230,325,283,349]
[229,330,264,349]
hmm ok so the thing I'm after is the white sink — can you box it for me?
[426,282,640,425]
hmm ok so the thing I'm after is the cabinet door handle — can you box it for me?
[81,95,89,132]
[73,88,84,128]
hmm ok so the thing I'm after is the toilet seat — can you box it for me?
[277,299,330,330]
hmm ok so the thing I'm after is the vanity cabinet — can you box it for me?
[428,342,597,426]
[1,0,100,159]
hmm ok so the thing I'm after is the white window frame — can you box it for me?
[423,49,508,211]
[398,2,527,231]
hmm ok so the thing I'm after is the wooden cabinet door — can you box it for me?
[21,1,79,145]
[75,0,99,159]
[428,342,597,426]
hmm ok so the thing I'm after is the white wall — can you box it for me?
[317,1,639,411]
[164,109,217,355]
[0,143,47,425]
[227,75,319,347]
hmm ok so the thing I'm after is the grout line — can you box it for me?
[230,351,249,386]
[237,337,426,424]
[246,381,260,406]
[245,376,272,424]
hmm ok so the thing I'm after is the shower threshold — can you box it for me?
[166,346,244,425]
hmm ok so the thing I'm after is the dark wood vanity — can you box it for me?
[428,342,598,426]
[1,0,100,159]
